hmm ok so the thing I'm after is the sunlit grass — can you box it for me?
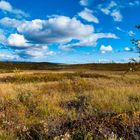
[0,70,140,139]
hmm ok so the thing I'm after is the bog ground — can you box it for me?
[0,63,140,140]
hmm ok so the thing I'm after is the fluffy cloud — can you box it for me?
[0,16,95,58]
[0,15,118,58]
[100,45,113,53]
[80,0,89,6]
[78,8,99,23]
[99,0,140,22]
[111,10,122,22]
[79,0,95,6]
[0,52,20,61]
[14,45,55,58]
[99,1,123,22]
[1,16,117,48]
[7,33,55,58]
[0,28,53,59]
[0,0,28,17]
[24,49,55,58]
[0,0,12,11]
[61,33,118,50]
[78,33,117,46]
[0,17,22,28]
[17,16,94,44]
[100,1,117,15]
[8,33,28,47]
[0,16,94,44]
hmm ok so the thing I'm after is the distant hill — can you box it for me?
[0,62,139,71]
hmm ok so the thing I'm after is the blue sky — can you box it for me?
[0,0,140,63]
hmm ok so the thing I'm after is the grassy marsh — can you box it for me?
[0,67,140,139]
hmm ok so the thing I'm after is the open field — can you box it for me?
[0,63,140,139]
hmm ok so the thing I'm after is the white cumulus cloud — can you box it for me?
[0,0,28,17]
[100,45,113,53]
[8,33,28,47]
[0,16,118,49]
[0,15,118,58]
[78,8,99,23]
[7,33,55,58]
[17,16,94,44]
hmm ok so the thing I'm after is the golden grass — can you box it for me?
[0,70,140,139]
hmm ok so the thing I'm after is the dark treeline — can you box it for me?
[0,62,140,71]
